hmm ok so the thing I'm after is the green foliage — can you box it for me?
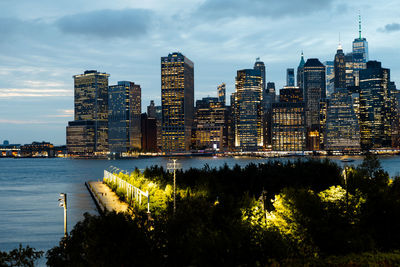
[0,244,43,267]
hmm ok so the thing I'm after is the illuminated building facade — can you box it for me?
[108,81,141,153]
[359,61,393,149]
[334,44,346,89]
[272,102,306,151]
[280,86,303,103]
[286,68,295,87]
[218,83,226,105]
[254,58,266,91]
[161,52,194,152]
[234,69,263,150]
[193,97,226,150]
[67,70,109,155]
[325,88,360,151]
[345,53,355,87]
[303,59,326,150]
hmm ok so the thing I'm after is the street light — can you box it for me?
[342,166,349,213]
[58,193,67,237]
[167,159,182,214]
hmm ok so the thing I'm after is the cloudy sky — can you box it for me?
[0,0,399,145]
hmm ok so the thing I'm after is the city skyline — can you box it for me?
[1,0,400,145]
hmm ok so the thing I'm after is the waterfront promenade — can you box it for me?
[86,181,129,214]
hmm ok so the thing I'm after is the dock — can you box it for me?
[85,181,130,214]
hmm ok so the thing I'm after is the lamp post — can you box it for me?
[342,166,349,213]
[167,159,182,214]
[58,193,67,237]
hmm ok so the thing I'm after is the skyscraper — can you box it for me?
[161,52,194,152]
[325,61,335,96]
[334,43,346,89]
[286,68,295,87]
[234,69,263,150]
[297,52,306,90]
[108,81,141,153]
[352,15,369,86]
[217,83,226,105]
[66,70,110,155]
[359,61,393,149]
[303,59,326,150]
[254,58,266,91]
[279,86,303,103]
[325,88,360,151]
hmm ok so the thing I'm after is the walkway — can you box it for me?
[86,181,130,214]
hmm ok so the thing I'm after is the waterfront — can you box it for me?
[0,156,399,254]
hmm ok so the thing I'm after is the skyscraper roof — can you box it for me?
[298,51,305,68]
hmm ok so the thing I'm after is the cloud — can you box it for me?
[46,109,74,118]
[378,23,400,33]
[0,88,72,98]
[56,8,153,38]
[196,0,338,19]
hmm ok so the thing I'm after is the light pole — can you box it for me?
[58,193,67,237]
[167,159,182,214]
[342,166,349,213]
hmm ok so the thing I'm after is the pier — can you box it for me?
[85,181,129,214]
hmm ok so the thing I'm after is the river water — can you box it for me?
[0,156,399,255]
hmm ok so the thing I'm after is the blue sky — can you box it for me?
[0,0,399,145]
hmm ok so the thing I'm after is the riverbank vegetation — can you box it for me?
[47,155,400,266]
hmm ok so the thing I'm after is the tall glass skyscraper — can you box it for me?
[303,59,326,150]
[217,83,226,105]
[359,61,393,149]
[325,88,360,151]
[66,70,110,155]
[324,61,334,97]
[161,52,194,152]
[286,68,295,87]
[254,58,266,91]
[352,16,369,86]
[234,69,263,150]
[108,81,141,154]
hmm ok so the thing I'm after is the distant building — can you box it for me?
[286,68,295,87]
[334,43,346,89]
[67,70,110,156]
[345,53,355,88]
[352,16,369,86]
[147,100,156,119]
[325,89,360,151]
[303,59,326,150]
[325,61,335,97]
[359,61,394,149]
[234,69,263,150]
[161,52,194,152]
[297,52,306,90]
[279,86,303,103]
[108,81,141,154]
[254,58,266,91]
[20,141,55,157]
[193,97,227,150]
[0,140,20,157]
[217,83,226,105]
[141,113,157,152]
[272,102,306,151]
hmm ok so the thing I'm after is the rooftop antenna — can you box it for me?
[358,12,362,39]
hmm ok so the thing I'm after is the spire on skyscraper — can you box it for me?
[359,13,362,39]
[298,51,305,68]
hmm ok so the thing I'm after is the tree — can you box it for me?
[0,244,43,267]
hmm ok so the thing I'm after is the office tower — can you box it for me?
[280,86,303,103]
[391,82,400,148]
[217,83,226,105]
[297,52,306,90]
[147,100,156,118]
[272,102,306,151]
[155,105,162,151]
[352,16,369,86]
[193,97,227,150]
[286,68,295,86]
[263,82,276,147]
[325,61,335,97]
[334,43,346,89]
[359,61,393,149]
[108,81,141,153]
[234,69,263,150]
[254,58,266,91]
[66,70,109,155]
[345,53,355,88]
[161,52,194,152]
[325,88,360,151]
[303,59,326,150]
[141,113,157,152]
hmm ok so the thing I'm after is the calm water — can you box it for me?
[0,156,399,254]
